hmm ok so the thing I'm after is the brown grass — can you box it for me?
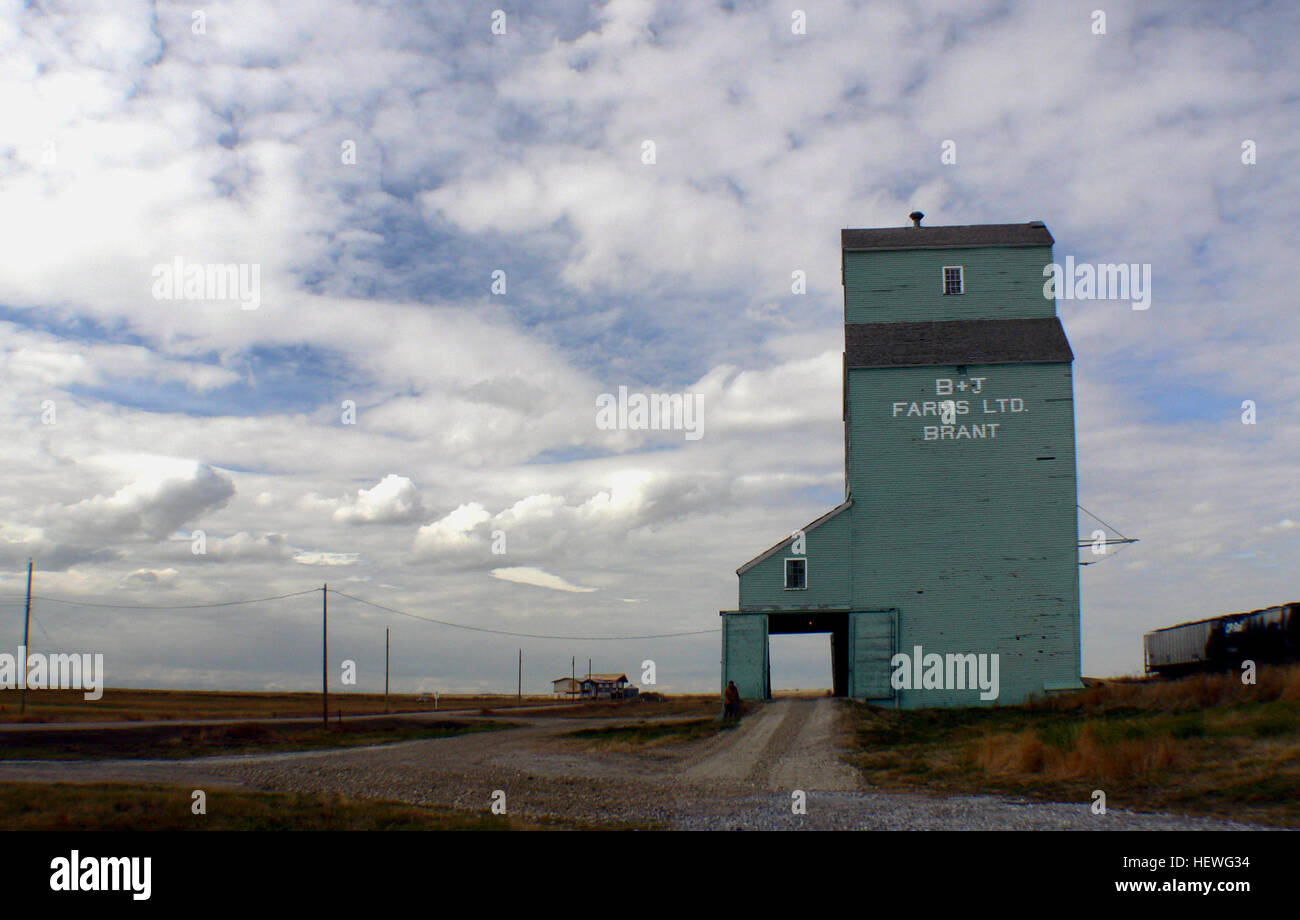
[523,694,722,720]
[1038,664,1300,713]
[0,717,514,760]
[970,727,1180,780]
[851,663,1300,827]
[0,687,566,723]
[0,782,612,831]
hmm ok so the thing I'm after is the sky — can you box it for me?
[0,0,1296,695]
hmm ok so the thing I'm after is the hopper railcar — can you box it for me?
[1143,602,1300,676]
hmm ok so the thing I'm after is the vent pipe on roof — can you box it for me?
[909,210,924,227]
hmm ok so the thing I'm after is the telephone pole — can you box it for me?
[20,559,32,715]
[517,648,522,700]
[385,628,390,713]
[322,583,329,725]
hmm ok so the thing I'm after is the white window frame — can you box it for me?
[942,265,964,295]
[783,557,808,590]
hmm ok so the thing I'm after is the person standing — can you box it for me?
[723,680,741,718]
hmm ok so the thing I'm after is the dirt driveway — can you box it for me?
[0,699,1260,830]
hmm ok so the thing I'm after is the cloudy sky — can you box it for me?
[1,0,1295,695]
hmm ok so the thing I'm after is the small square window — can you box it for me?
[943,266,964,295]
[784,557,807,590]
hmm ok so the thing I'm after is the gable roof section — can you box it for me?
[841,222,1053,252]
[736,500,852,575]
[846,317,1073,369]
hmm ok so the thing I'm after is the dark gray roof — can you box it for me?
[846,317,1073,369]
[735,500,852,575]
[842,222,1053,252]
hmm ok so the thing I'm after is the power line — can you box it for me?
[0,588,319,610]
[29,611,51,642]
[326,588,719,641]
[2,585,719,641]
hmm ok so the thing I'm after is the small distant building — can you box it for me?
[550,677,581,699]
[580,673,631,699]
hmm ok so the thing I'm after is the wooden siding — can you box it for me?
[843,245,1055,324]
[845,361,1082,706]
[721,612,768,700]
[738,507,853,609]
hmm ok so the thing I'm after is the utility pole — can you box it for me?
[588,657,591,678]
[20,559,32,715]
[517,648,522,700]
[385,628,390,714]
[322,583,329,726]
[571,655,575,702]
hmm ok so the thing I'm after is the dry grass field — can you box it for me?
[0,717,513,760]
[522,694,720,719]
[852,664,1300,827]
[0,687,564,723]
[0,782,597,830]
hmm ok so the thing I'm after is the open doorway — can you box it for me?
[767,611,849,697]
[768,634,834,696]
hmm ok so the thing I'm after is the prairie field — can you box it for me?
[0,782,597,831]
[852,664,1300,827]
[0,717,513,761]
[0,687,564,723]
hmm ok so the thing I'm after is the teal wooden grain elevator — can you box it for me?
[723,215,1083,707]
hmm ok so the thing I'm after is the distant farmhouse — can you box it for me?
[551,673,636,700]
[550,677,581,699]
[582,673,635,700]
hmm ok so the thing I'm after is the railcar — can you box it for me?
[1144,602,1300,675]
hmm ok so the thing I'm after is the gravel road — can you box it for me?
[0,699,1264,830]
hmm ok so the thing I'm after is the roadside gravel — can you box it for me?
[0,700,1264,830]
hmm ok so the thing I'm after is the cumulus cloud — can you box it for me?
[38,458,235,545]
[0,328,241,393]
[413,503,493,556]
[409,470,738,570]
[0,527,121,572]
[333,474,424,524]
